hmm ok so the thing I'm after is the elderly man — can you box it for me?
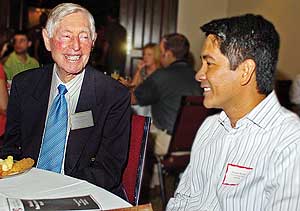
[167,14,300,210]
[0,3,131,199]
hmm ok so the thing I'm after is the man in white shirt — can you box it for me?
[167,14,300,210]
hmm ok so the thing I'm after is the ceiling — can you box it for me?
[26,0,118,9]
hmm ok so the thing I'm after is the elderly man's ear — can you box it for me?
[42,29,51,51]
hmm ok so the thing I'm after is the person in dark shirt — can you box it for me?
[103,10,127,76]
[132,33,202,156]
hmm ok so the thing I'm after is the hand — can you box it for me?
[118,76,131,87]
[137,60,146,71]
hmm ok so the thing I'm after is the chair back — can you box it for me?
[122,114,151,205]
[163,96,218,171]
[157,96,219,207]
[168,96,216,153]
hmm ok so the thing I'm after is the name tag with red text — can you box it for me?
[222,163,253,186]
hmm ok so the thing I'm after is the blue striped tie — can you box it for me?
[37,84,68,173]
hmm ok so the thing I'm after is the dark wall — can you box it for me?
[0,0,25,30]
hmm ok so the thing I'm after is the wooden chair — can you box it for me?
[155,96,219,207]
[122,114,151,205]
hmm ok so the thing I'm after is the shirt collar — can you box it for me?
[12,51,31,64]
[245,91,281,129]
[218,91,280,131]
[53,64,85,93]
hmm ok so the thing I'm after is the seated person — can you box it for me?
[0,63,8,143]
[4,30,39,81]
[132,33,202,156]
[167,14,300,210]
[0,3,131,199]
[120,43,160,116]
[120,43,160,88]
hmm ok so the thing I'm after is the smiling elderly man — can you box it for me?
[0,3,131,199]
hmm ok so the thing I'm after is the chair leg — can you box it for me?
[156,157,167,208]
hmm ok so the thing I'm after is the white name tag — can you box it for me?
[70,110,94,130]
[222,163,253,186]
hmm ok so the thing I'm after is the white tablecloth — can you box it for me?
[131,105,152,117]
[0,168,131,210]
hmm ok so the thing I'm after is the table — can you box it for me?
[0,168,132,210]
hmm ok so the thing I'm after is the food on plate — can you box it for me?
[0,155,13,171]
[0,156,34,177]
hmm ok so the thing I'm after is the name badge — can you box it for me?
[70,110,94,130]
[222,163,253,186]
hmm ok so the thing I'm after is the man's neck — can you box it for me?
[16,52,28,64]
[226,92,266,128]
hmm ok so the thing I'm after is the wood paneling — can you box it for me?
[120,0,178,76]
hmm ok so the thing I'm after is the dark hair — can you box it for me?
[13,30,31,41]
[39,12,48,26]
[162,33,190,60]
[200,14,280,95]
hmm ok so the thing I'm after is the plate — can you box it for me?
[0,167,32,179]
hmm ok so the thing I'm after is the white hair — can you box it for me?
[45,3,96,40]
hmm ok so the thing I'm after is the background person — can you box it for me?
[0,3,131,199]
[103,9,127,76]
[4,30,39,81]
[0,63,8,144]
[167,14,300,210]
[119,42,160,116]
[29,12,54,66]
[132,33,202,156]
[131,33,202,189]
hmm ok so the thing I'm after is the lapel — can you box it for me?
[30,65,53,157]
[65,66,100,171]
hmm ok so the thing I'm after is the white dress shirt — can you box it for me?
[37,64,85,174]
[167,91,300,211]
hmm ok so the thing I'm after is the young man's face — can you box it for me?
[13,34,31,55]
[195,34,241,111]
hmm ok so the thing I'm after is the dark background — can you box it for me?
[27,0,120,27]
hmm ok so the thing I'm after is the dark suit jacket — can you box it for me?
[0,64,131,198]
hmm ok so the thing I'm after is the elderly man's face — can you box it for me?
[195,35,241,110]
[43,12,95,81]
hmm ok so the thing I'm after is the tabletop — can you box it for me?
[0,167,132,210]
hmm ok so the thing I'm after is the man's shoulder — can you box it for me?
[277,108,300,130]
[13,65,48,81]
[4,52,15,64]
[28,55,39,65]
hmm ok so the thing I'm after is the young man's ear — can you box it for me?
[240,59,256,86]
